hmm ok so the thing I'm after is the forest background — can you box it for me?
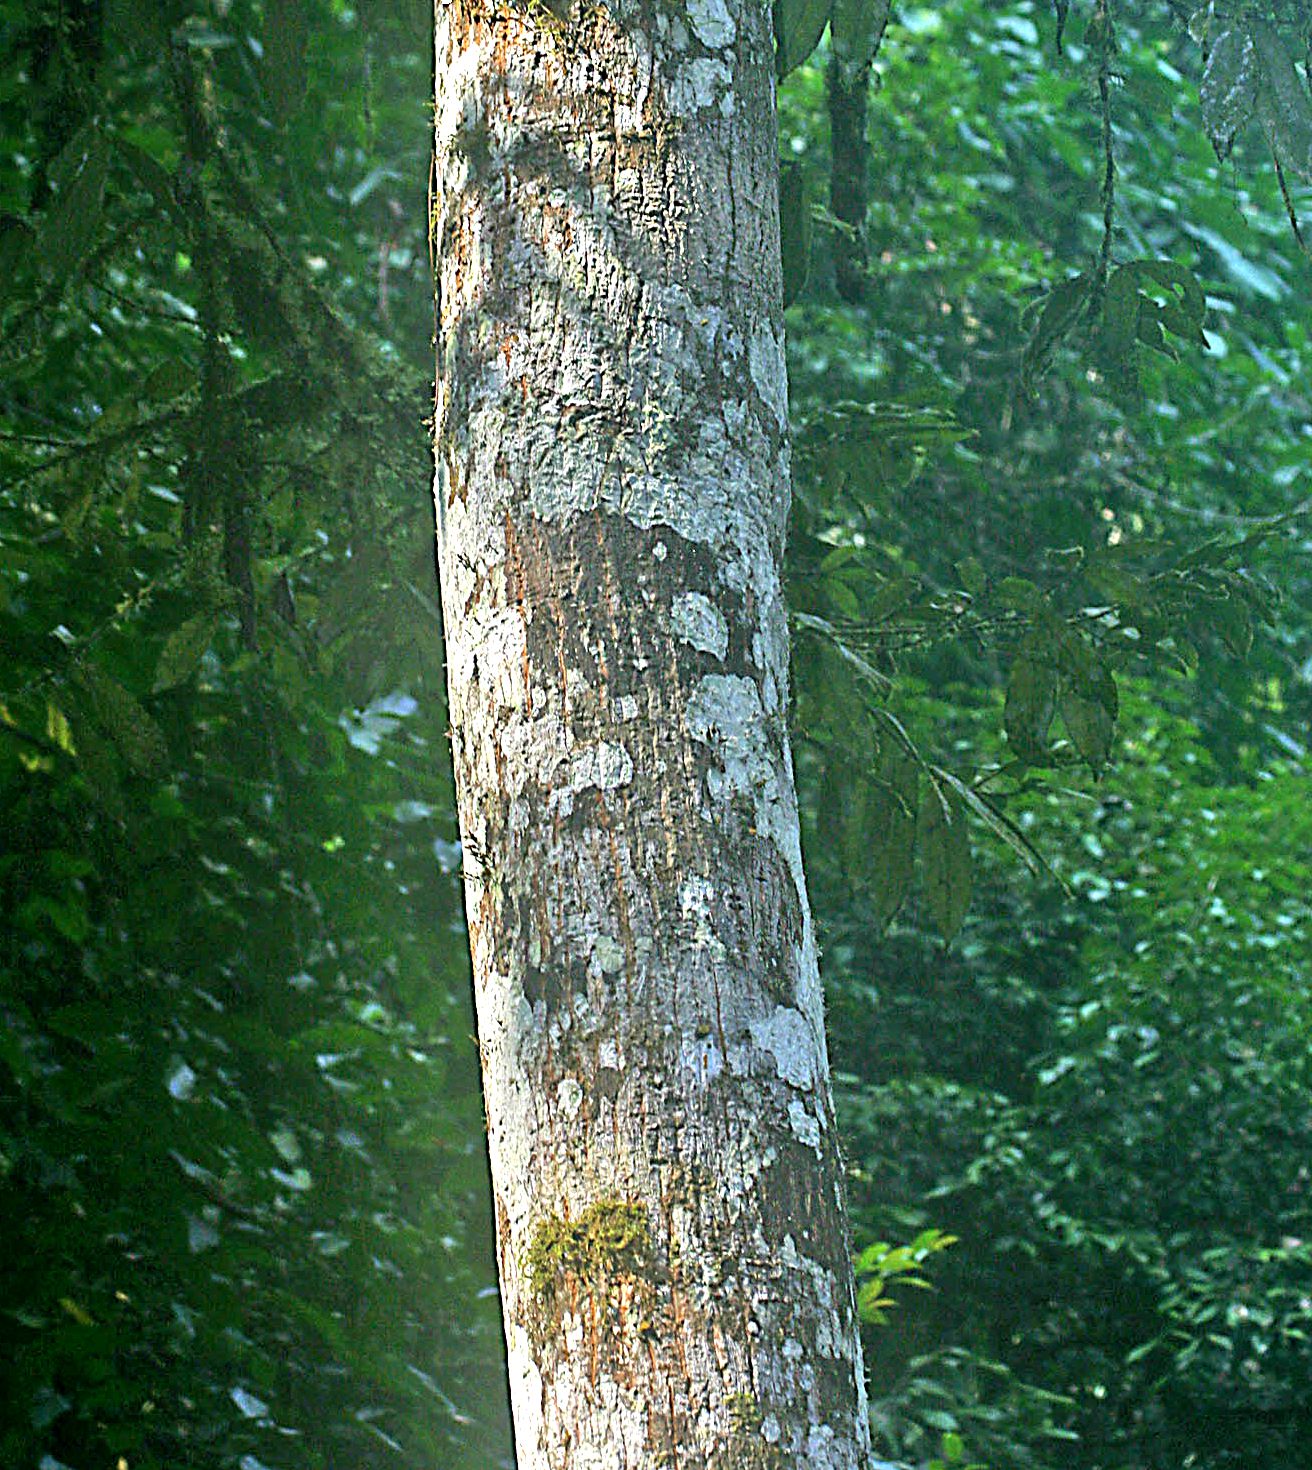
[1,1,1310,1468]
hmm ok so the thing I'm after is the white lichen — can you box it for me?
[748,320,788,428]
[593,936,626,975]
[750,1006,818,1091]
[687,0,737,49]
[568,742,634,792]
[670,591,729,659]
[557,1077,584,1119]
[669,58,733,116]
[680,1034,725,1083]
[780,1235,850,1360]
[685,674,776,806]
[788,1098,822,1151]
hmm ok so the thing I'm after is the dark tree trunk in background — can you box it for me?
[828,51,871,304]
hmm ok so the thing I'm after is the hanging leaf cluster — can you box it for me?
[803,649,1061,942]
[774,0,891,79]
[794,400,970,511]
[1193,4,1312,187]
[793,489,1286,942]
[1021,258,1208,393]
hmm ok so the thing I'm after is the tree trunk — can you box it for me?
[827,52,871,305]
[431,4,870,1465]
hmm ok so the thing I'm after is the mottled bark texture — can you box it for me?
[432,2,870,1465]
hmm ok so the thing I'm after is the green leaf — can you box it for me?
[955,557,987,597]
[1055,634,1118,773]
[46,1001,127,1046]
[71,663,169,776]
[1199,25,1258,158]
[1058,670,1117,773]
[793,612,892,693]
[774,0,831,78]
[1199,593,1254,656]
[995,576,1042,613]
[865,739,919,926]
[931,767,1065,890]
[67,708,126,821]
[1005,647,1058,760]
[18,894,92,944]
[46,701,76,756]
[154,613,221,692]
[1100,265,1142,367]
[1021,273,1091,386]
[868,574,919,623]
[1104,261,1208,364]
[115,137,185,227]
[1139,261,1207,340]
[0,214,36,306]
[824,574,860,618]
[0,1023,33,1087]
[799,400,966,493]
[142,359,200,404]
[1250,16,1312,181]
[918,776,972,941]
[39,127,110,291]
[831,0,891,81]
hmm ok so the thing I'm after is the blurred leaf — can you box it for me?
[1058,653,1117,772]
[831,0,891,80]
[142,359,200,403]
[71,663,169,775]
[1199,24,1258,159]
[1021,272,1090,387]
[1005,645,1058,760]
[39,127,110,292]
[866,738,920,926]
[1250,16,1312,182]
[154,612,221,691]
[930,766,1063,888]
[918,776,972,941]
[775,0,831,77]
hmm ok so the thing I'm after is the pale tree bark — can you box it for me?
[432,3,870,1465]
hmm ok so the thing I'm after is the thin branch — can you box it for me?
[1094,0,1117,305]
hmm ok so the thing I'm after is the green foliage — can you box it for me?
[831,0,892,82]
[774,0,833,78]
[1194,5,1312,192]
[856,1227,958,1324]
[782,3,1311,1466]
[775,0,891,78]
[1,2,508,1467]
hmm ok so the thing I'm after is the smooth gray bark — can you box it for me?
[432,3,870,1464]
